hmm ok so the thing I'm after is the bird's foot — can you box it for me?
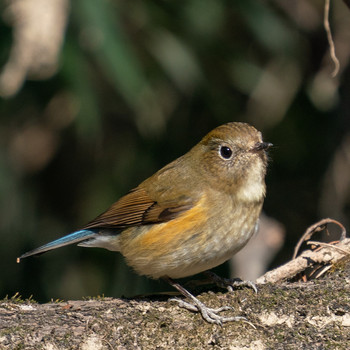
[170,296,252,326]
[164,276,254,326]
[205,271,258,294]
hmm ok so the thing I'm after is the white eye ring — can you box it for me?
[219,145,233,159]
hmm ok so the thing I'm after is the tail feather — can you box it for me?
[17,229,97,263]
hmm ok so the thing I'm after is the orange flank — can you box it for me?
[121,194,208,261]
[139,200,206,249]
[141,198,206,247]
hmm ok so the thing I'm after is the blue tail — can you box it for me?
[17,229,97,262]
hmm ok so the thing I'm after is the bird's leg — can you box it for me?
[204,271,258,294]
[163,276,250,326]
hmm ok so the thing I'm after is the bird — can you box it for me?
[17,122,272,325]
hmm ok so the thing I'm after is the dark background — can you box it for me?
[1,0,350,302]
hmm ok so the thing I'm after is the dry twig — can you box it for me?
[293,218,346,259]
[257,219,348,285]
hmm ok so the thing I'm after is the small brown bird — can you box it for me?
[18,122,272,325]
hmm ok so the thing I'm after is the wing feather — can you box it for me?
[83,187,193,230]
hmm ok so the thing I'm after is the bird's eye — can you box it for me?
[219,145,233,159]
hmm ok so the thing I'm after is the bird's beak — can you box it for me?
[251,142,273,152]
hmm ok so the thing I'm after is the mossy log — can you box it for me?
[1,241,350,349]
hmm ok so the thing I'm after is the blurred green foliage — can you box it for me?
[1,0,350,302]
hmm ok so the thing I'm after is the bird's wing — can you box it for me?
[82,186,194,230]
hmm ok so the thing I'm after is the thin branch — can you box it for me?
[307,240,350,255]
[324,0,340,77]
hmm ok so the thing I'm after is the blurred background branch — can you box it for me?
[0,0,350,301]
[0,0,69,97]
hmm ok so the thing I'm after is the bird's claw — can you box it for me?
[170,297,251,326]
